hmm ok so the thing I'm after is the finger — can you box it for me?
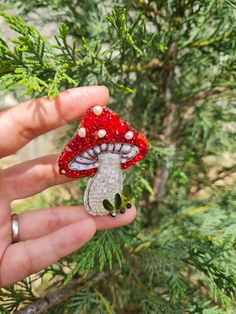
[0,86,109,157]
[2,155,73,201]
[0,218,96,287]
[94,205,136,229]
[18,205,136,241]
[0,202,11,258]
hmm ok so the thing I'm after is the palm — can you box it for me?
[0,86,136,287]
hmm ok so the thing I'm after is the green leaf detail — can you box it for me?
[102,199,114,212]
[114,193,122,209]
[122,184,132,200]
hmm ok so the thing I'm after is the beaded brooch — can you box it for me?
[58,105,148,216]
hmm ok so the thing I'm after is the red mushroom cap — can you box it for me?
[58,106,148,178]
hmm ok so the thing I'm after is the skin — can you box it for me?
[0,86,136,287]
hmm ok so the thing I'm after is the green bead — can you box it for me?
[122,185,132,199]
[120,208,126,214]
[114,193,122,209]
[103,199,114,212]
[126,202,132,209]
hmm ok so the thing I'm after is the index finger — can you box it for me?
[0,86,109,158]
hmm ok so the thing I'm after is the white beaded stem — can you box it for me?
[78,127,86,138]
[124,131,134,140]
[98,129,106,138]
[93,105,103,116]
[84,153,122,215]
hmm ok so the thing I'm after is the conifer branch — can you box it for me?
[16,273,108,314]
[190,32,231,47]
[133,0,169,20]
[191,166,236,195]
[149,43,177,205]
[117,58,171,72]
[180,86,232,106]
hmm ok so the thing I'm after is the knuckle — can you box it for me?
[36,161,59,188]
[9,110,35,141]
[49,232,64,260]
[21,242,37,275]
[49,163,60,183]
[47,208,62,232]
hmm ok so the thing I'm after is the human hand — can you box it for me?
[0,86,136,287]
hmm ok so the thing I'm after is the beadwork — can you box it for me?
[58,105,148,215]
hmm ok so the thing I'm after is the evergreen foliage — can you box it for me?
[0,0,236,313]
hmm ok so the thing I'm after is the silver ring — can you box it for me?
[12,214,20,243]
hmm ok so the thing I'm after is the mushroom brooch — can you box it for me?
[58,105,148,216]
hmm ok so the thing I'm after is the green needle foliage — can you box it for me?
[0,0,236,313]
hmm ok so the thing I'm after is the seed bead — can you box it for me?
[78,127,86,138]
[98,129,107,138]
[125,131,134,140]
[93,105,103,116]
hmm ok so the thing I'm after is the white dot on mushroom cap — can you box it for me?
[98,129,107,138]
[125,131,134,140]
[78,127,86,138]
[93,105,103,116]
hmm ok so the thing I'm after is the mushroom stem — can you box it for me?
[84,153,123,215]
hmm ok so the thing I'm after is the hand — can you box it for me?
[0,86,136,287]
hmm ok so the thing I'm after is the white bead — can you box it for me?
[93,105,103,116]
[77,127,86,138]
[61,169,66,174]
[124,131,134,140]
[98,129,106,138]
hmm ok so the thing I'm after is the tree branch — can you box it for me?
[149,65,176,204]
[190,32,231,47]
[16,272,108,314]
[190,167,236,195]
[116,58,171,73]
[180,86,231,106]
[133,0,169,20]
